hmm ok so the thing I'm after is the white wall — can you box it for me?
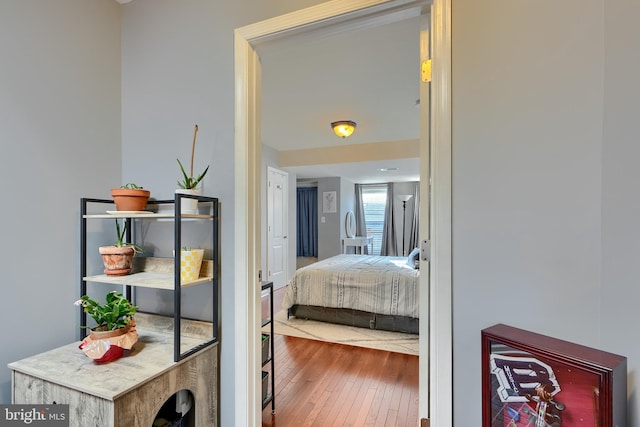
[119,1,324,425]
[451,0,640,424]
[316,177,342,260]
[602,0,640,424]
[0,0,122,404]
[0,0,324,420]
[8,1,640,425]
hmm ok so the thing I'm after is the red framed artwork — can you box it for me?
[482,324,627,427]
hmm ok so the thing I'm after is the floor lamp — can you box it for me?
[397,194,413,256]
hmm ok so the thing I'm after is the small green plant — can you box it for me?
[177,124,210,189]
[75,291,138,330]
[114,219,143,253]
[120,183,144,190]
[177,159,209,189]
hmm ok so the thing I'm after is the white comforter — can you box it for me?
[282,254,419,318]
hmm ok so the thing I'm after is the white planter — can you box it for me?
[175,188,199,214]
[180,249,204,283]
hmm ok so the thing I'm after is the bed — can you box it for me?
[282,254,420,334]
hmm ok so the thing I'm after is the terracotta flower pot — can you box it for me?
[99,245,135,276]
[89,322,133,340]
[111,188,151,211]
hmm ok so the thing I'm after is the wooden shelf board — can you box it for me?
[84,213,213,219]
[84,257,215,290]
[83,273,213,290]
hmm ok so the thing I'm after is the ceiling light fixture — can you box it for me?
[331,120,356,139]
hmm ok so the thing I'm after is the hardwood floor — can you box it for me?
[261,287,419,427]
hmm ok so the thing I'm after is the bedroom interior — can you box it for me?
[236,3,436,424]
[253,6,425,421]
[259,11,422,326]
[259,12,422,271]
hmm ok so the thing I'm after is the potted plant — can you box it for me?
[179,246,205,283]
[176,124,209,214]
[99,219,142,276]
[75,291,139,363]
[76,291,138,332]
[111,183,151,212]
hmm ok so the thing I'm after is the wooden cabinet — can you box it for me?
[9,315,217,427]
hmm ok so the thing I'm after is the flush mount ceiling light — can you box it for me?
[331,120,356,139]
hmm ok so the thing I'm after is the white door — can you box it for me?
[267,166,288,289]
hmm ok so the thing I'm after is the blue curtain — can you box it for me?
[296,187,318,257]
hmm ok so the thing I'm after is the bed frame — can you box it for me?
[288,304,419,334]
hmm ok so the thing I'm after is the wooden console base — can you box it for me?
[9,315,217,427]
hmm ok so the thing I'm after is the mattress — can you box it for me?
[282,254,419,319]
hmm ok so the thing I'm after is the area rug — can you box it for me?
[262,309,419,356]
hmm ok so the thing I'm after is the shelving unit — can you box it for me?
[261,280,275,413]
[80,193,219,362]
[7,193,221,427]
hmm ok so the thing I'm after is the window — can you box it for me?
[361,185,387,255]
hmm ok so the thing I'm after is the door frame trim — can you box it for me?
[234,0,452,425]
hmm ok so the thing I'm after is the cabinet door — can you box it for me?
[12,372,115,426]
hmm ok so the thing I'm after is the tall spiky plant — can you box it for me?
[177,124,209,189]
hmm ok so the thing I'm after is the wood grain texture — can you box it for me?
[10,317,218,427]
[261,330,419,426]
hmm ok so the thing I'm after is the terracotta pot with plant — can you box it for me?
[99,219,142,276]
[111,183,151,211]
[76,291,139,363]
[176,124,209,214]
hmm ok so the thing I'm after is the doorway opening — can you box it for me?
[234,1,452,425]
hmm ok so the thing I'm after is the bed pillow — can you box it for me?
[407,247,420,269]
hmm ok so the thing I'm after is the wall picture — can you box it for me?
[323,191,336,213]
[482,324,627,427]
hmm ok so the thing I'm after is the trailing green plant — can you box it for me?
[75,291,138,331]
[177,124,210,189]
[120,183,144,190]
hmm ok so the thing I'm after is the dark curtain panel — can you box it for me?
[409,182,420,251]
[380,182,398,256]
[296,187,318,257]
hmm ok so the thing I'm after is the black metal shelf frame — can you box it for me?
[80,193,219,362]
[261,280,275,414]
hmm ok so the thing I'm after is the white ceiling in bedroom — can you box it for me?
[260,15,422,184]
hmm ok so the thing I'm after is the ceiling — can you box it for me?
[259,15,422,184]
